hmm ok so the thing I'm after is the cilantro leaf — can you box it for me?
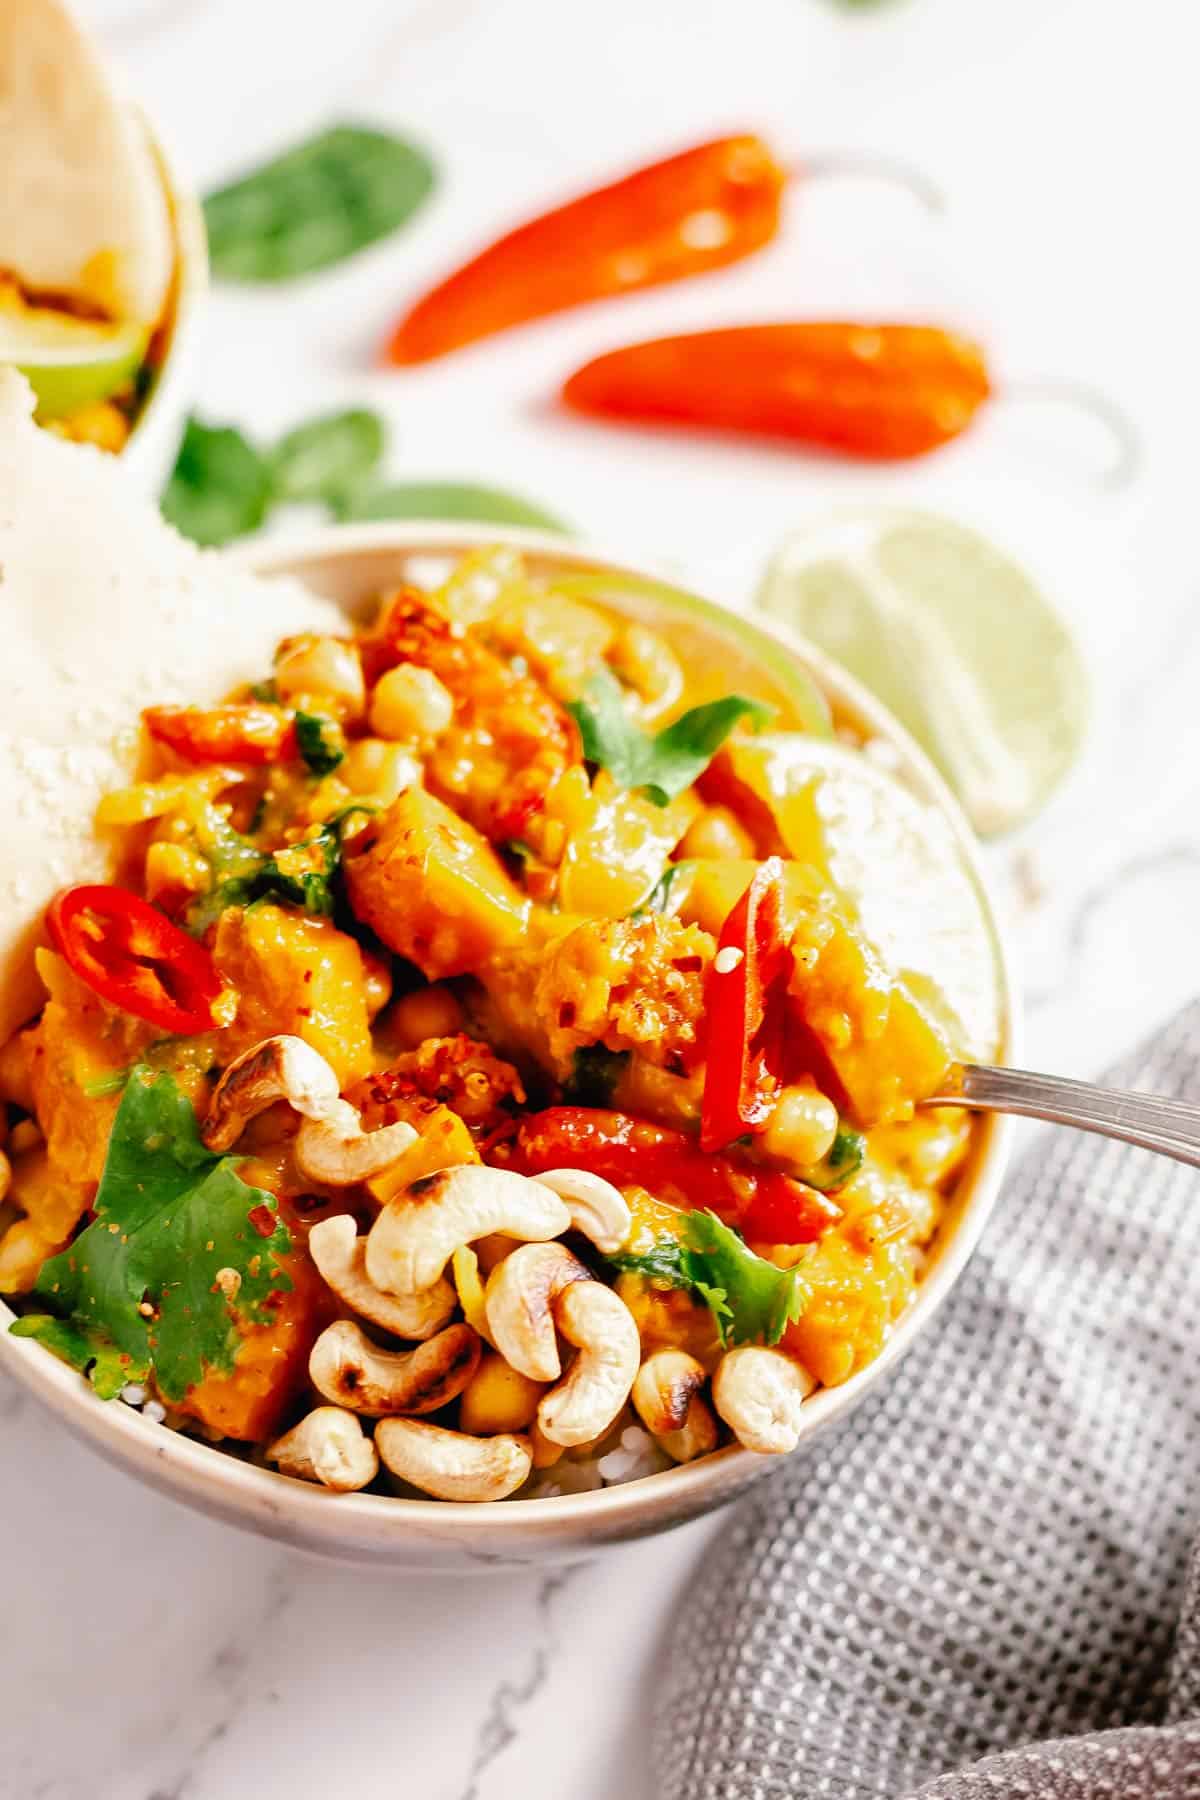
[185,818,342,935]
[610,1210,806,1347]
[803,1125,866,1193]
[294,710,345,777]
[9,1315,131,1398]
[12,1068,292,1403]
[568,666,772,805]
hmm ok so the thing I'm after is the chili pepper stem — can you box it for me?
[785,152,945,214]
[996,379,1141,490]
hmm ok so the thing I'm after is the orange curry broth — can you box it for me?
[0,550,973,1445]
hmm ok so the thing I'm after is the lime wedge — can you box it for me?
[756,510,1089,836]
[0,303,146,421]
[720,732,1005,1061]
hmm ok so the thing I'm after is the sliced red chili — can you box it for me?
[143,703,298,766]
[700,857,792,1153]
[46,885,222,1036]
[561,323,992,460]
[506,1106,838,1245]
[386,134,786,365]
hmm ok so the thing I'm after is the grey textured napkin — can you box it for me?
[654,1002,1200,1799]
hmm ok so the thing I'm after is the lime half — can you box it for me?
[0,302,146,421]
[756,510,1089,836]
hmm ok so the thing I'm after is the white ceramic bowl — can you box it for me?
[119,117,208,493]
[0,525,1015,1569]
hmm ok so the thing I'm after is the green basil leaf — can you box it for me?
[270,409,386,504]
[294,711,345,777]
[568,665,773,806]
[160,418,273,547]
[204,124,435,282]
[332,479,569,533]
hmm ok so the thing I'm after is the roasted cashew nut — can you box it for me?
[294,1101,417,1186]
[529,1168,631,1254]
[375,1418,532,1502]
[267,1406,379,1492]
[309,1318,480,1417]
[365,1165,570,1298]
[203,1034,339,1152]
[203,1034,417,1185]
[308,1214,456,1341]
[484,1241,593,1382]
[632,1348,718,1465]
[711,1346,815,1455]
[537,1280,641,1449]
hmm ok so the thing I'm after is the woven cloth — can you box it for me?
[653,1003,1200,1799]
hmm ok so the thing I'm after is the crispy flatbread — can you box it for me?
[0,370,346,1041]
[0,0,173,324]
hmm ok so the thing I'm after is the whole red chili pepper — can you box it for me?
[46,885,222,1036]
[506,1106,839,1245]
[386,135,786,365]
[700,858,792,1152]
[143,703,299,766]
[561,323,992,459]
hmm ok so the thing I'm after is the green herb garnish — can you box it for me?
[331,479,569,533]
[11,1068,292,1402]
[564,1045,629,1106]
[803,1126,866,1193]
[269,409,386,505]
[160,418,274,547]
[610,1210,806,1347]
[294,711,345,777]
[82,1068,132,1100]
[204,124,435,282]
[185,818,343,935]
[568,666,772,806]
[631,860,697,918]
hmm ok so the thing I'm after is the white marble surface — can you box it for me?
[3,1,1198,1795]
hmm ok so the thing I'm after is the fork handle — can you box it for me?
[930,1063,1200,1170]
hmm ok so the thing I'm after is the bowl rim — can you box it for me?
[0,522,1016,1555]
[122,113,209,460]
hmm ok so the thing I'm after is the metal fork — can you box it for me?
[928,1064,1200,1170]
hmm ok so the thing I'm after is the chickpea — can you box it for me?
[8,1119,43,1156]
[361,947,393,1021]
[274,634,365,720]
[144,841,210,908]
[0,1037,34,1112]
[369,664,454,743]
[760,1082,838,1172]
[459,1353,545,1435]
[680,804,756,861]
[340,738,421,806]
[610,623,684,723]
[389,983,464,1049]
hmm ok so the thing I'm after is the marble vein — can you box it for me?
[455,1567,582,1800]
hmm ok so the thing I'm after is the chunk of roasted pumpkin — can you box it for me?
[343,788,529,979]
